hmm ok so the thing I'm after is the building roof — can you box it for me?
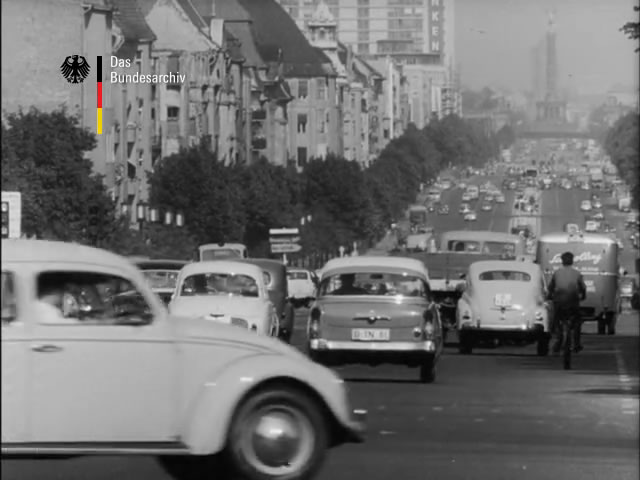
[223,26,245,63]
[235,0,330,78]
[109,0,156,42]
[190,0,215,21]
[175,0,208,30]
[213,0,253,21]
[224,22,265,67]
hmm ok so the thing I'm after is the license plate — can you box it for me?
[351,329,390,341]
[494,294,512,307]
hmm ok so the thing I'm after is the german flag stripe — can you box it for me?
[97,56,102,134]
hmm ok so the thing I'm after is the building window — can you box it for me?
[357,19,369,30]
[357,43,370,54]
[316,79,327,100]
[317,110,326,133]
[168,107,180,120]
[297,147,308,166]
[298,80,308,99]
[297,113,307,134]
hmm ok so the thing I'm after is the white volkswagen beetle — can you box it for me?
[1,240,366,480]
[169,260,278,336]
[456,259,552,355]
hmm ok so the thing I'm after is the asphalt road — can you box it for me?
[3,177,638,480]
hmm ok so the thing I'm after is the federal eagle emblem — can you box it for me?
[60,55,90,84]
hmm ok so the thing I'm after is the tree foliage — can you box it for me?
[1,108,122,245]
[3,109,498,259]
[604,112,639,208]
[620,5,640,52]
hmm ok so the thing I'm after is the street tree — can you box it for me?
[1,107,120,244]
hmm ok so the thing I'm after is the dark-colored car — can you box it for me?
[135,259,189,305]
[240,258,296,344]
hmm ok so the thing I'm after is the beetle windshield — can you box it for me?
[319,272,427,297]
[181,273,259,297]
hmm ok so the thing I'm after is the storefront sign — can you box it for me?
[429,0,444,53]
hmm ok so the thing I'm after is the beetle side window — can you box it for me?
[36,271,152,325]
[1,272,17,323]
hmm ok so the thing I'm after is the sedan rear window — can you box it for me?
[319,272,428,297]
[479,271,531,282]
[287,271,308,280]
[181,273,258,297]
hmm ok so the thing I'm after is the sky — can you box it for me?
[454,0,639,94]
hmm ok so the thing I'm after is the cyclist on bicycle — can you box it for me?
[547,251,587,354]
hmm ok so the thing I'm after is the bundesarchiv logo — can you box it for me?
[60,55,90,84]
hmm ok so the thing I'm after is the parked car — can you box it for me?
[592,199,603,209]
[288,268,317,308]
[459,203,471,214]
[1,239,366,480]
[456,260,551,355]
[241,258,296,343]
[135,259,189,305]
[481,202,493,212]
[494,193,506,204]
[169,261,279,337]
[580,200,592,211]
[307,256,444,383]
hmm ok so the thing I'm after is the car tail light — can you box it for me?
[309,308,321,339]
[534,311,543,321]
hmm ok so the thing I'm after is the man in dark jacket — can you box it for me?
[548,251,587,353]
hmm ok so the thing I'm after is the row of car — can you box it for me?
[1,239,366,480]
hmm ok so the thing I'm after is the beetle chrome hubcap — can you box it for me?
[241,405,314,475]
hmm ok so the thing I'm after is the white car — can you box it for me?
[287,268,317,308]
[592,199,603,209]
[464,210,478,221]
[456,260,551,355]
[585,220,599,232]
[580,200,592,211]
[459,202,471,214]
[481,202,493,212]
[1,240,366,479]
[169,260,279,336]
[495,193,506,203]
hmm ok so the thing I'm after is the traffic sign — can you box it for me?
[270,236,301,244]
[269,228,299,236]
[271,243,302,253]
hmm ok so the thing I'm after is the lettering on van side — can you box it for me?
[550,251,602,265]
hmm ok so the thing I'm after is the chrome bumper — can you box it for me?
[309,339,436,352]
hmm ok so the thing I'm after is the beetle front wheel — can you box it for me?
[225,387,329,480]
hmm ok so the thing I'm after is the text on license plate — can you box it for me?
[494,294,512,307]
[351,328,390,341]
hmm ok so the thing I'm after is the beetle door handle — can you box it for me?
[31,344,63,353]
